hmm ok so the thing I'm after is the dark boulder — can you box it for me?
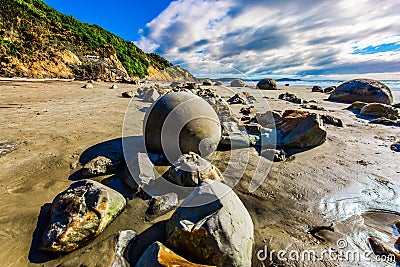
[257,78,278,90]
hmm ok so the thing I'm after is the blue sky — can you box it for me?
[44,0,400,79]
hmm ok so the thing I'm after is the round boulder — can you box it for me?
[202,79,213,86]
[257,78,278,90]
[360,103,399,120]
[144,92,221,161]
[230,78,245,87]
[328,79,393,104]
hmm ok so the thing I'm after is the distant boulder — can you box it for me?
[324,86,336,93]
[214,81,224,86]
[328,79,393,104]
[202,79,213,86]
[230,78,245,87]
[311,86,323,92]
[110,84,118,89]
[257,78,278,90]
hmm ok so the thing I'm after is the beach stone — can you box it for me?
[82,156,122,177]
[167,152,223,186]
[261,148,287,162]
[301,104,326,111]
[82,83,93,89]
[0,141,19,157]
[122,90,135,98]
[256,111,282,127]
[391,142,400,152]
[112,230,137,267]
[123,153,156,193]
[227,92,247,104]
[40,180,126,252]
[276,110,327,148]
[346,101,367,112]
[145,193,179,221]
[312,86,323,92]
[170,81,183,88]
[220,121,251,148]
[200,94,238,123]
[110,84,118,89]
[230,78,245,87]
[240,106,257,115]
[279,92,304,104]
[321,114,345,127]
[393,103,400,108]
[203,79,213,86]
[328,79,393,104]
[214,81,224,86]
[143,88,161,103]
[369,118,400,126]
[257,78,278,90]
[166,179,254,267]
[185,82,199,90]
[324,86,336,93]
[144,92,221,158]
[360,103,399,119]
[136,241,216,267]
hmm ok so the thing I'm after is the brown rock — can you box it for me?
[257,78,278,90]
[360,103,399,119]
[346,101,367,112]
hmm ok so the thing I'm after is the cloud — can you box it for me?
[135,0,400,79]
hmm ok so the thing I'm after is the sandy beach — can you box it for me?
[0,80,399,266]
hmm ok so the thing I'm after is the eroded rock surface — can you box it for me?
[145,193,179,221]
[360,103,399,119]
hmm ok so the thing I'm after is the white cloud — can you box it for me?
[136,0,400,79]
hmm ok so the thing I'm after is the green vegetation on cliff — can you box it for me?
[0,0,173,78]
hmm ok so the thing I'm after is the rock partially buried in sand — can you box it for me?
[346,101,367,112]
[166,180,254,266]
[40,180,126,252]
[360,103,399,120]
[144,92,221,158]
[230,78,245,87]
[167,152,223,186]
[145,192,179,220]
[329,79,393,104]
[82,156,122,177]
[122,90,135,98]
[276,110,327,148]
[257,78,278,90]
[311,86,323,92]
[110,84,118,89]
[320,114,345,127]
[136,241,216,267]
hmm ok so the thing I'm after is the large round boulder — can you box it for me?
[257,78,278,90]
[328,79,393,104]
[230,78,245,87]
[144,92,221,161]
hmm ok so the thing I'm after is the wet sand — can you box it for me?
[0,80,399,266]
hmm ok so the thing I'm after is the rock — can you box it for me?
[328,79,393,104]
[166,180,254,267]
[202,95,238,123]
[324,86,336,93]
[167,152,223,186]
[122,90,135,98]
[227,93,247,104]
[170,81,183,88]
[230,78,245,87]
[202,79,213,86]
[185,83,199,90]
[239,123,262,134]
[0,141,19,157]
[240,106,257,115]
[393,103,400,108]
[136,241,215,267]
[82,83,93,89]
[220,121,251,148]
[346,101,367,112]
[255,111,282,127]
[321,114,345,127]
[40,180,126,252]
[275,110,327,148]
[214,81,224,86]
[257,78,278,90]
[279,92,304,104]
[391,141,400,152]
[145,193,179,221]
[261,148,287,162]
[301,104,326,111]
[143,88,161,103]
[360,103,399,119]
[112,230,137,267]
[144,92,221,158]
[110,84,118,89]
[369,118,400,126]
[123,153,156,193]
[311,86,323,92]
[88,79,95,83]
[82,156,122,177]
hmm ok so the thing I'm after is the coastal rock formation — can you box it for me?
[279,92,304,104]
[257,78,278,90]
[312,86,323,92]
[360,103,399,120]
[321,114,345,127]
[166,180,254,266]
[167,152,223,186]
[230,78,245,87]
[328,79,393,104]
[261,148,287,162]
[145,193,179,221]
[276,110,327,148]
[136,241,216,267]
[144,92,221,158]
[82,156,122,177]
[40,180,126,252]
[143,88,161,103]
[122,153,156,193]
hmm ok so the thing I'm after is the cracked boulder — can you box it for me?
[166,180,254,267]
[40,180,126,252]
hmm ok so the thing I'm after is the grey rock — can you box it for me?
[360,103,399,119]
[122,153,156,193]
[112,230,137,267]
[220,121,251,148]
[257,78,278,90]
[369,118,400,126]
[329,79,393,104]
[255,111,282,127]
[324,86,336,93]
[0,141,19,157]
[145,193,179,220]
[391,141,400,152]
[82,83,93,89]
[82,156,122,177]
[230,78,245,87]
[279,92,304,104]
[143,88,161,103]
[261,148,287,162]
[166,180,254,267]
[170,81,183,88]
[40,180,126,252]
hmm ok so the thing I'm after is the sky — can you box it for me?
[44,0,400,80]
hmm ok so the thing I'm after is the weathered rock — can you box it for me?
[261,148,287,162]
[143,88,161,103]
[214,81,224,86]
[311,86,323,92]
[166,180,254,267]
[110,84,118,89]
[275,110,327,148]
[220,121,251,148]
[82,156,122,177]
[370,118,400,126]
[227,93,247,104]
[170,81,183,88]
[240,106,257,115]
[82,83,93,89]
[328,79,393,104]
[360,103,399,119]
[255,111,282,127]
[145,193,179,221]
[279,92,304,104]
[200,94,238,123]
[167,152,223,186]
[0,141,19,157]
[391,141,400,152]
[301,104,326,111]
[346,101,367,112]
[321,114,345,127]
[112,230,137,267]
[40,180,126,252]
[144,92,221,158]
[185,82,199,90]
[136,241,216,267]
[122,90,135,98]
[122,153,156,193]
[203,79,213,86]
[257,78,278,90]
[230,78,245,87]
[239,123,262,134]
[324,86,336,93]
